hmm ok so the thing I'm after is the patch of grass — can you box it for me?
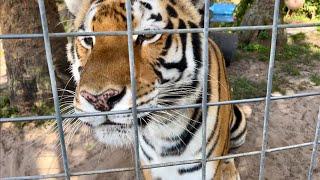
[242,43,269,54]
[240,43,270,61]
[230,75,288,99]
[278,44,303,60]
[0,96,55,128]
[0,96,18,118]
[258,30,271,40]
[0,96,26,128]
[310,74,320,86]
[230,77,267,99]
[272,75,288,94]
[280,64,301,76]
[290,32,306,42]
[277,43,320,64]
[317,26,320,32]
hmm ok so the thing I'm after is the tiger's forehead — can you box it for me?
[73,0,126,31]
[72,0,201,31]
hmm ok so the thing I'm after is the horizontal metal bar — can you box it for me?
[1,91,320,123]
[0,22,319,39]
[1,173,66,180]
[2,141,319,180]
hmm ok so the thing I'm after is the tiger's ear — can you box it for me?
[64,0,84,15]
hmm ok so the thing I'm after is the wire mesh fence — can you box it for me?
[0,0,320,180]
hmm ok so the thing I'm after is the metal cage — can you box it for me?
[0,0,319,180]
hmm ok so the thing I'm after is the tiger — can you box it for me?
[64,0,247,179]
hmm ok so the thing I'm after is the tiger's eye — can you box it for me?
[84,37,93,47]
[78,66,83,73]
[136,34,156,45]
[143,34,156,40]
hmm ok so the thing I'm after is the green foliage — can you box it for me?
[0,96,18,118]
[302,0,319,17]
[286,0,320,21]
[258,30,271,40]
[310,74,320,85]
[0,96,55,128]
[230,77,267,99]
[242,43,269,53]
[280,64,301,76]
[290,32,306,42]
[234,0,254,25]
[277,43,320,63]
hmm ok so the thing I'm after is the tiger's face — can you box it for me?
[67,0,203,146]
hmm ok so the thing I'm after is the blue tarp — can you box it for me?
[210,3,236,22]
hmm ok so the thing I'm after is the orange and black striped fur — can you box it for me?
[65,0,246,179]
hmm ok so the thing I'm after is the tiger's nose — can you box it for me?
[80,88,125,111]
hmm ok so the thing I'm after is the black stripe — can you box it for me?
[70,39,76,63]
[189,21,202,87]
[153,66,170,84]
[178,163,202,175]
[141,145,153,161]
[142,135,155,150]
[165,19,174,29]
[158,57,186,72]
[160,97,202,156]
[206,124,220,158]
[95,0,104,4]
[230,127,246,141]
[169,0,177,5]
[231,105,242,133]
[140,1,152,10]
[166,5,177,18]
[150,13,162,21]
[157,19,187,75]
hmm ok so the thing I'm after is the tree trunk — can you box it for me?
[238,0,287,45]
[0,0,70,114]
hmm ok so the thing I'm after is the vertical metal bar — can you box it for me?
[307,107,320,180]
[125,1,142,179]
[37,0,70,179]
[201,0,210,179]
[258,0,281,179]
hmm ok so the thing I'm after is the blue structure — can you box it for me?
[210,3,236,22]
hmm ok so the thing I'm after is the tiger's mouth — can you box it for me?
[99,118,131,128]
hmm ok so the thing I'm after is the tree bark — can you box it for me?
[238,0,287,45]
[0,0,70,114]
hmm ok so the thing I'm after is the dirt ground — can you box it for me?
[0,29,319,179]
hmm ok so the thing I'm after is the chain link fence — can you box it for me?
[0,0,320,179]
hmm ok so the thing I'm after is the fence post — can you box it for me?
[37,0,70,179]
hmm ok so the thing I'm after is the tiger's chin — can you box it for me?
[94,125,134,147]
[78,115,134,147]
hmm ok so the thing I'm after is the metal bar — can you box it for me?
[1,22,319,39]
[201,0,210,179]
[258,0,281,179]
[1,91,320,123]
[37,0,70,179]
[3,141,320,180]
[125,0,141,179]
[307,107,320,179]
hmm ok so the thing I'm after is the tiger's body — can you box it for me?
[65,0,246,179]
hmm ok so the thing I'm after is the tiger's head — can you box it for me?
[66,0,204,146]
